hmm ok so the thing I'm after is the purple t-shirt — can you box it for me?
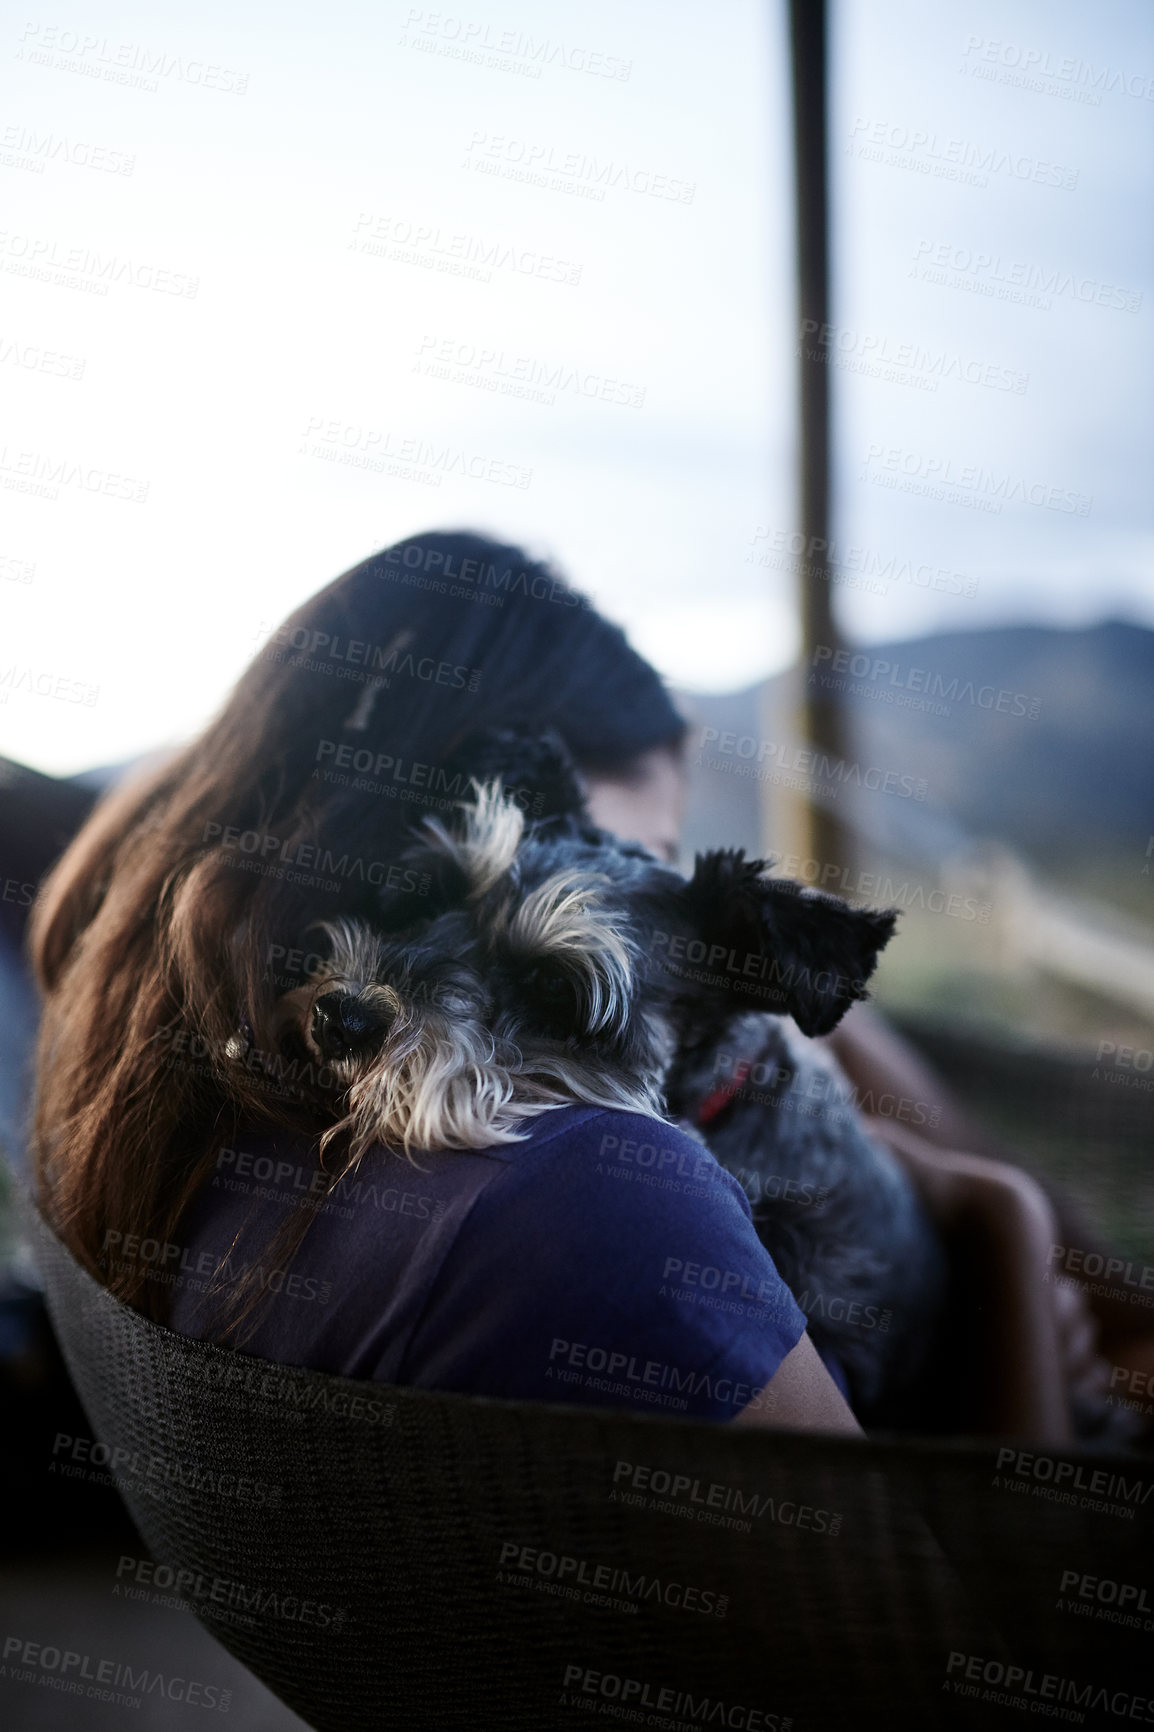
[168,1105,809,1425]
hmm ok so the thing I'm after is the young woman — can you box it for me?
[29,531,861,1438]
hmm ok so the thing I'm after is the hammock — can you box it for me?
[26,1202,1154,1732]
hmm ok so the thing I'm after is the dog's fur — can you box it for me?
[267,730,950,1420]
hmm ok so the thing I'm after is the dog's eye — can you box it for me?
[528,970,570,1004]
[519,963,582,1036]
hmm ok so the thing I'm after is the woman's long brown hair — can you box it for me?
[29,532,687,1325]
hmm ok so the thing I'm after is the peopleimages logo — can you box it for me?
[0,228,198,296]
[378,539,595,610]
[945,1650,1154,1721]
[912,238,1142,314]
[546,1337,767,1416]
[810,645,1041,719]
[413,332,646,408]
[1047,1242,1154,1308]
[0,441,149,502]
[401,11,632,81]
[313,738,547,817]
[799,318,1028,394]
[0,124,135,175]
[2,1635,231,1713]
[0,335,86,379]
[497,1540,728,1618]
[100,1226,334,1307]
[114,1554,346,1630]
[710,1048,945,1131]
[182,1351,395,1426]
[1057,1566,1154,1634]
[16,22,250,95]
[794,1288,891,1333]
[611,1459,842,1537]
[696,727,927,801]
[848,116,1079,189]
[201,820,425,892]
[558,1664,791,1730]
[993,1445,1153,1521]
[660,1255,791,1314]
[650,927,874,1014]
[861,443,1092,515]
[254,620,482,690]
[349,212,582,288]
[747,526,978,598]
[463,130,694,204]
[960,35,1154,102]
[50,1430,282,1508]
[301,413,534,488]
[0,663,99,705]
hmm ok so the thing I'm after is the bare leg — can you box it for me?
[871,1119,1076,1444]
[829,1006,1154,1438]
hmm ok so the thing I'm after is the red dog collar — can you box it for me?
[695,1059,752,1127]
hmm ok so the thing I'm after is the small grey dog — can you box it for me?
[270,731,946,1423]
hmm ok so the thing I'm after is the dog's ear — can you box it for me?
[677,850,897,1036]
[443,726,586,823]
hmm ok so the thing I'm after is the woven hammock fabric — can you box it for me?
[27,1205,1154,1731]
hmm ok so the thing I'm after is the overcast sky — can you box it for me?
[1,0,1151,774]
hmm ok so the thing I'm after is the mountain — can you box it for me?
[676,620,1154,878]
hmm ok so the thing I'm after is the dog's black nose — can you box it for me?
[311,992,390,1061]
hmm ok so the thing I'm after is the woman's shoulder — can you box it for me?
[413,1102,807,1418]
[463,1106,764,1277]
[196,1105,753,1271]
[498,1105,744,1203]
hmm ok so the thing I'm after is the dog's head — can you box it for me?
[274,777,670,1158]
[273,731,897,1154]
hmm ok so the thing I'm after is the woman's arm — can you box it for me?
[820,1001,1003,1156]
[732,1333,865,1437]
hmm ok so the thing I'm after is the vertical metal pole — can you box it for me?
[787,0,849,872]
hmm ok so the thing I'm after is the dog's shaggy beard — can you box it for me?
[325,1008,663,1165]
[298,916,661,1164]
[334,1003,523,1163]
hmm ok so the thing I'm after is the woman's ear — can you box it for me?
[676,850,898,1036]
